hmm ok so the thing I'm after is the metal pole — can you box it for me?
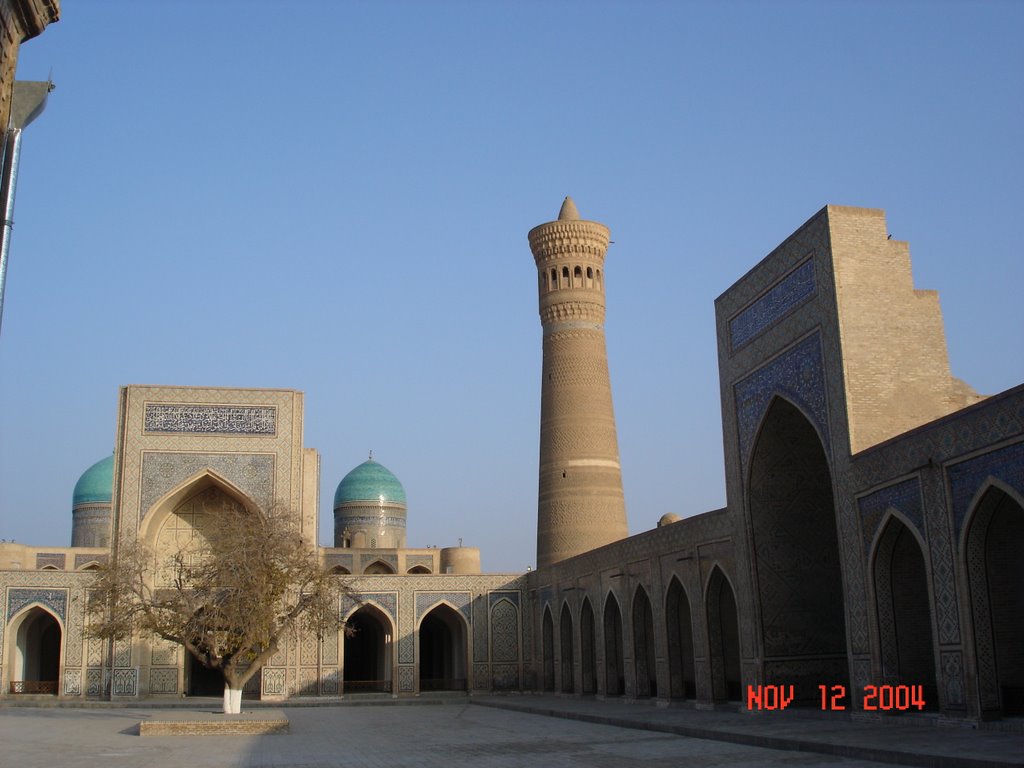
[0,80,53,338]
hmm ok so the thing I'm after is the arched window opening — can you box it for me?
[363,560,395,575]
[551,268,558,288]
[419,604,467,691]
[586,266,594,287]
[633,586,657,698]
[560,603,575,693]
[344,605,393,693]
[407,565,431,574]
[329,565,351,575]
[562,266,570,284]
[603,593,624,696]
[596,269,602,290]
[542,607,555,692]
[666,577,696,699]
[573,265,583,287]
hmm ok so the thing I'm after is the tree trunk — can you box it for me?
[223,683,242,714]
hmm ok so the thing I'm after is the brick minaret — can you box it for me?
[529,197,628,568]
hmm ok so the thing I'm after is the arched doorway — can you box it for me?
[707,567,741,702]
[873,516,937,709]
[633,586,656,698]
[748,397,849,702]
[603,593,624,696]
[580,597,597,695]
[559,603,574,693]
[965,485,1024,717]
[541,606,555,691]
[666,576,696,699]
[188,653,224,696]
[344,605,393,693]
[10,607,61,694]
[418,604,467,691]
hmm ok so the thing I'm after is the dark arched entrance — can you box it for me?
[603,593,624,696]
[666,576,696,699]
[188,653,223,696]
[749,397,849,703]
[707,567,742,702]
[965,486,1024,717]
[419,604,467,691]
[873,517,937,709]
[344,605,393,693]
[559,603,575,693]
[12,608,60,694]
[633,586,657,698]
[580,597,597,695]
[542,606,555,691]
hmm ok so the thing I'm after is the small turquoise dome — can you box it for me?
[73,455,114,507]
[334,458,406,507]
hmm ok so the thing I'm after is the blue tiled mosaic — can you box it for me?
[7,588,67,622]
[415,591,472,622]
[856,477,923,550]
[949,441,1024,539]
[489,591,520,609]
[734,332,829,472]
[730,259,816,350]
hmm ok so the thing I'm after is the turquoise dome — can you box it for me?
[73,455,114,507]
[334,458,406,507]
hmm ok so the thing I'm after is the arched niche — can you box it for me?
[580,597,597,695]
[418,603,468,692]
[559,602,574,693]
[666,576,696,699]
[748,396,849,701]
[963,483,1024,717]
[871,513,938,709]
[603,593,624,696]
[541,605,555,692]
[8,606,62,695]
[706,566,741,702]
[344,604,394,693]
[633,585,656,698]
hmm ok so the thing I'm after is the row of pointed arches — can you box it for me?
[540,568,742,701]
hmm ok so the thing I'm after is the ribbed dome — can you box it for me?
[73,455,114,507]
[334,458,406,507]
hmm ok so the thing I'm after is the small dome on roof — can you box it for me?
[334,457,406,508]
[658,512,682,527]
[73,455,114,507]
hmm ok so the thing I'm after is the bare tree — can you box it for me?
[88,495,351,713]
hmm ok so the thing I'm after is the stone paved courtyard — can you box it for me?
[0,703,898,768]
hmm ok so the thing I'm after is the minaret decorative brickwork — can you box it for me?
[529,197,628,568]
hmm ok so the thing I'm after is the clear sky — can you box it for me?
[0,1,1021,572]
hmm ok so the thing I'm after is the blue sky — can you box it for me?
[0,1,1021,572]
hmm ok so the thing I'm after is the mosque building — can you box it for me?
[1,198,1022,725]
[1,0,1022,726]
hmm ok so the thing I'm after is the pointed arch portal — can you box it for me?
[344,605,393,693]
[541,606,555,692]
[749,397,849,703]
[633,586,656,698]
[560,603,574,693]
[707,567,741,702]
[580,597,597,695]
[10,607,61,694]
[965,486,1024,717]
[666,577,696,699]
[603,593,624,696]
[873,516,938,709]
[419,604,467,691]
